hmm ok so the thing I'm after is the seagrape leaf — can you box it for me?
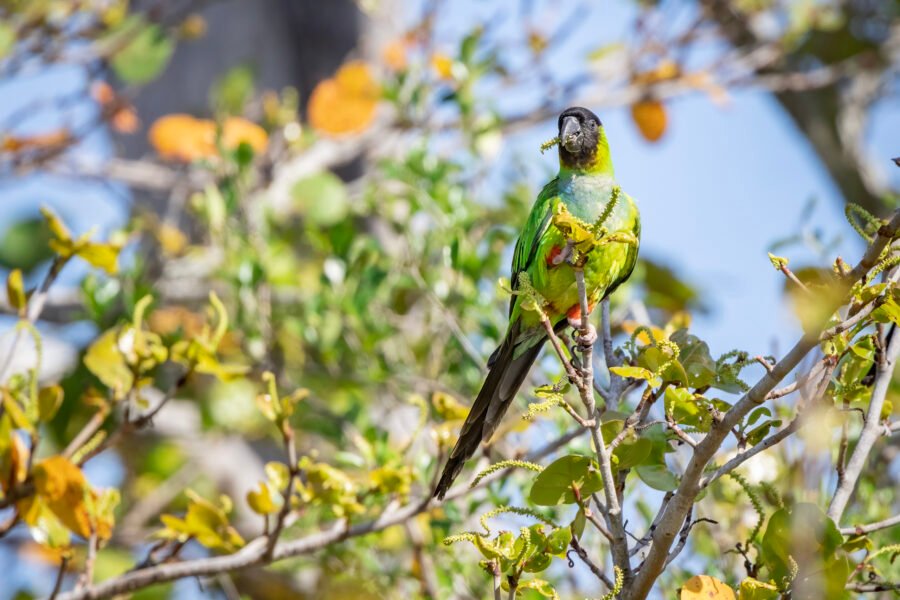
[635,463,679,491]
[529,454,603,506]
[613,437,652,470]
[670,329,716,388]
[760,503,843,584]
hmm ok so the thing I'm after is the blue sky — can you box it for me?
[0,1,898,597]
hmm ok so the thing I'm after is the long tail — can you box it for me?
[433,329,545,500]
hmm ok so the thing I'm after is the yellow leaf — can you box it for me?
[156,223,188,256]
[633,59,681,85]
[6,268,25,313]
[40,206,72,244]
[246,481,278,515]
[32,456,92,538]
[76,242,120,275]
[431,391,469,421]
[308,61,380,136]
[631,100,668,142]
[680,575,736,600]
[3,391,35,433]
[621,321,666,345]
[37,385,63,422]
[430,53,454,79]
[83,328,134,399]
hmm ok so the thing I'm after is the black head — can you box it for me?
[557,107,603,170]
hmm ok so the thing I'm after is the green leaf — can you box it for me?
[738,578,778,600]
[613,437,653,470]
[545,526,572,555]
[110,22,174,85]
[635,464,678,491]
[665,387,706,430]
[570,507,586,541]
[0,218,54,273]
[211,65,255,115]
[760,503,843,583]
[746,406,771,427]
[670,329,717,388]
[291,172,349,226]
[529,454,603,506]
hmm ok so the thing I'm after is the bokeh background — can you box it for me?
[0,0,897,598]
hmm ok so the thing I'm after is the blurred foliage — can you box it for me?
[0,0,897,599]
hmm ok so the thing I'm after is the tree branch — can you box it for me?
[624,209,900,600]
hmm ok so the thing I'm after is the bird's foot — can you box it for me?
[569,319,598,350]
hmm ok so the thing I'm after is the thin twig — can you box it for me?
[573,267,632,582]
[569,537,615,589]
[839,513,900,535]
[49,555,69,600]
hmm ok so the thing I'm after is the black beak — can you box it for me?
[560,116,581,152]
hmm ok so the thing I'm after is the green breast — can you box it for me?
[521,175,640,330]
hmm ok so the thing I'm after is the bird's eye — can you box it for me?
[590,120,598,130]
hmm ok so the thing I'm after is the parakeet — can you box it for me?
[433,107,641,500]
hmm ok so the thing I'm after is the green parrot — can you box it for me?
[433,107,641,500]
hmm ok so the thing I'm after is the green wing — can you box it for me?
[602,194,641,300]
[508,178,558,316]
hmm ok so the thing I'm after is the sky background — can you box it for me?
[0,0,898,597]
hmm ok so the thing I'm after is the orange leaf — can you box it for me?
[90,81,116,105]
[631,100,668,143]
[0,432,29,494]
[32,456,93,538]
[221,117,268,155]
[633,59,681,85]
[1,130,72,153]
[149,114,267,161]
[307,61,380,136]
[149,114,215,161]
[111,107,140,134]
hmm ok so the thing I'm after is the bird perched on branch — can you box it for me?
[434,107,641,499]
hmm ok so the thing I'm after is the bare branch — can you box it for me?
[839,513,900,536]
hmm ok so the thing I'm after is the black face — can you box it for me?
[557,106,601,167]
